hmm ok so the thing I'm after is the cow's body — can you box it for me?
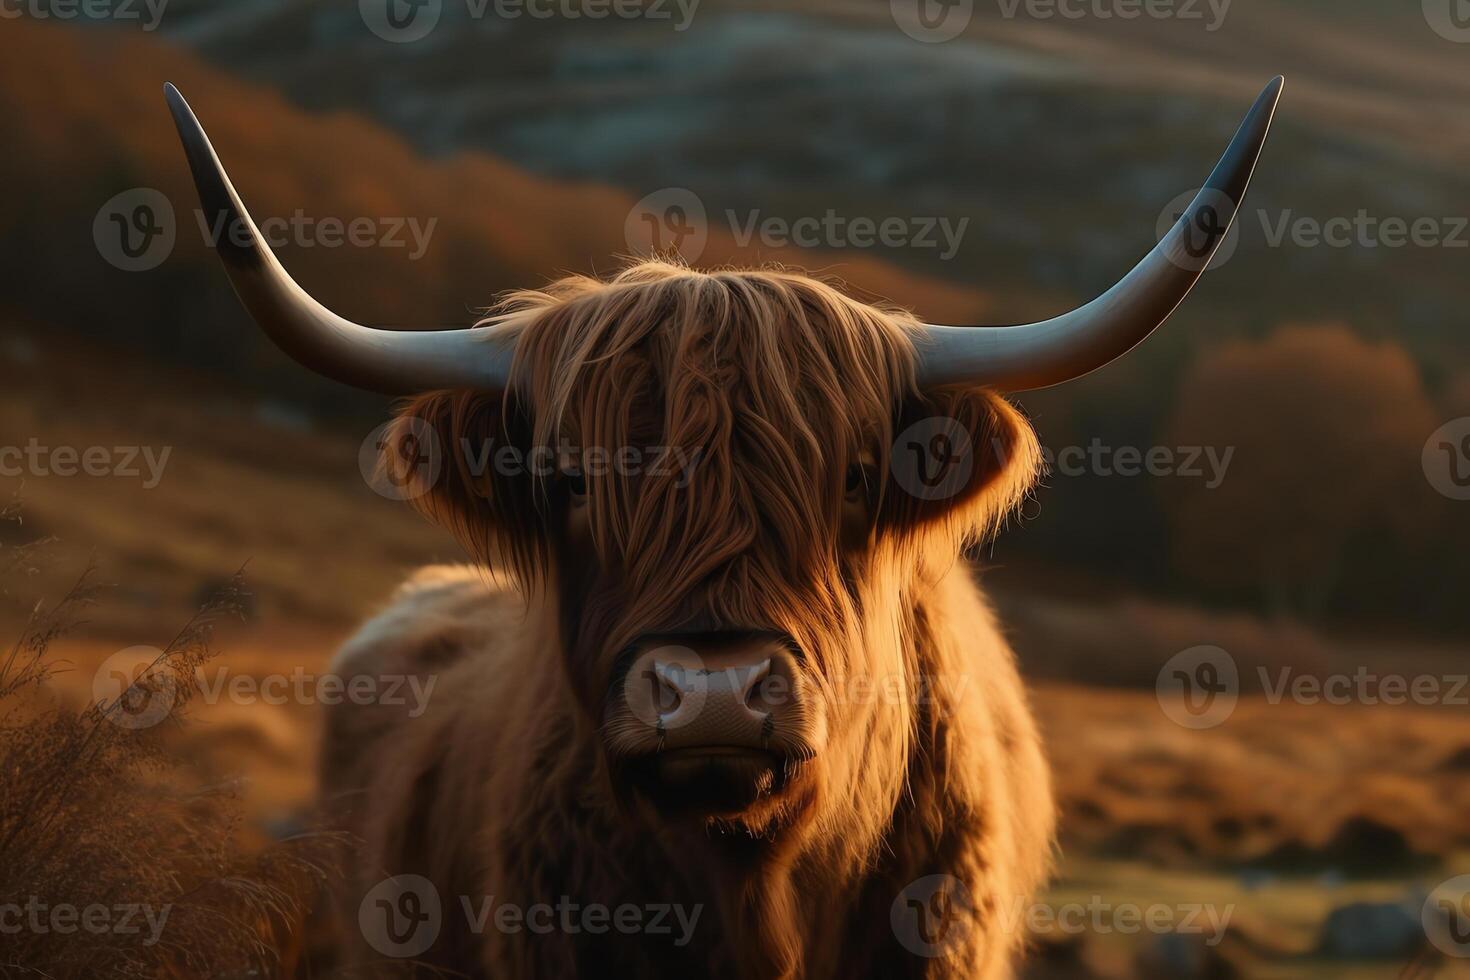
[323,560,1052,978]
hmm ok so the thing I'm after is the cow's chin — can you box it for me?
[618,748,814,831]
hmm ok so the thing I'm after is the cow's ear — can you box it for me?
[379,390,547,572]
[878,386,1041,545]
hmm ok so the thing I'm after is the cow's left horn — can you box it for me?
[916,76,1283,391]
[164,83,512,396]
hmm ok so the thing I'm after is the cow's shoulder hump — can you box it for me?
[330,564,521,678]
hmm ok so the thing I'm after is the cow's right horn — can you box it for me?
[164,83,513,396]
[915,76,1283,392]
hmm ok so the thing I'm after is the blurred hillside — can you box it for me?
[154,0,1470,368]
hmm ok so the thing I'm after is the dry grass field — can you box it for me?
[21,636,1468,978]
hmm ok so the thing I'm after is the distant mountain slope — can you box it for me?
[161,0,1470,167]
[150,0,1470,372]
[0,16,992,411]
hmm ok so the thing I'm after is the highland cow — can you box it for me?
[164,77,1281,978]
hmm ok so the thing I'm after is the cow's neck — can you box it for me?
[667,565,975,979]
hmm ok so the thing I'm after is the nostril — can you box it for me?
[651,661,688,716]
[741,659,772,714]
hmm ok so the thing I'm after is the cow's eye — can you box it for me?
[564,471,588,500]
[844,463,867,499]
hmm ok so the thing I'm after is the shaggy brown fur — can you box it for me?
[320,260,1054,978]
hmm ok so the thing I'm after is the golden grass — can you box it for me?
[0,540,339,978]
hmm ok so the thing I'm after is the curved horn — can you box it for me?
[918,76,1284,391]
[164,83,512,396]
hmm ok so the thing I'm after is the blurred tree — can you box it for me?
[1162,324,1439,618]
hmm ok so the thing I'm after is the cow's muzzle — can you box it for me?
[605,630,812,814]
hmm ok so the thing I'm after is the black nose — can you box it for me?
[617,631,800,752]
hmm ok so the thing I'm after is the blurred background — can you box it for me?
[2,1,1468,976]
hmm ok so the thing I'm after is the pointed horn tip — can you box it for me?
[162,82,196,130]
[1259,75,1286,109]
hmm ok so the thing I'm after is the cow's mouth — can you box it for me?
[627,746,793,816]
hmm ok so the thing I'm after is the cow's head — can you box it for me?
[164,79,1279,843]
[372,265,1048,838]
